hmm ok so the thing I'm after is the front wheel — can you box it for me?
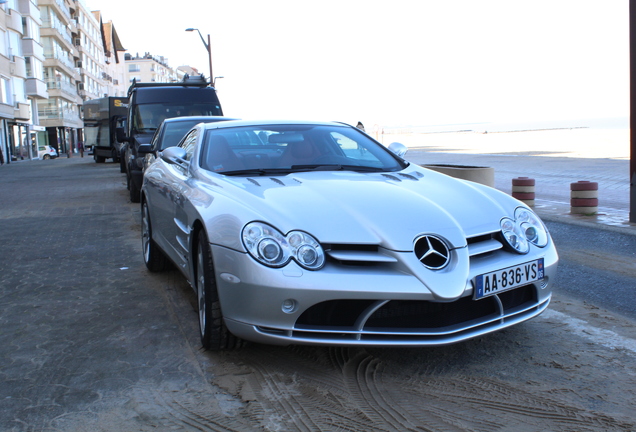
[141,202,168,272]
[196,231,240,350]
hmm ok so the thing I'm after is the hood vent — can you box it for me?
[397,173,420,181]
[381,174,401,182]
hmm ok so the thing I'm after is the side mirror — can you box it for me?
[161,146,188,165]
[388,142,408,158]
[137,144,152,154]
[116,127,130,143]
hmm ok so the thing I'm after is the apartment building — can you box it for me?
[0,0,46,163]
[74,1,105,102]
[38,0,79,156]
[98,16,126,97]
[0,0,189,164]
[125,52,182,84]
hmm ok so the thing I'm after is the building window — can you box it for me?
[0,77,12,105]
[0,29,6,58]
[128,64,140,72]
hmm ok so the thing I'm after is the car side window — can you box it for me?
[179,129,199,162]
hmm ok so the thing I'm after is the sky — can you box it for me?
[86,0,630,129]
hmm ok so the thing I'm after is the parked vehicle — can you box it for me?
[117,74,223,203]
[38,145,58,160]
[83,97,128,163]
[140,116,237,174]
[141,120,559,351]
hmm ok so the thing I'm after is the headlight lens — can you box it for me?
[242,222,325,270]
[500,207,548,253]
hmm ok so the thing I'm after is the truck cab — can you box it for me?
[117,74,223,202]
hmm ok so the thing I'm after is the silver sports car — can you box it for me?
[141,120,558,350]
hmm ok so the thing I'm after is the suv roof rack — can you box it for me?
[127,74,210,95]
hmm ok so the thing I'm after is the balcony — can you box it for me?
[41,27,74,53]
[26,78,49,99]
[46,79,78,99]
[18,0,42,18]
[10,56,26,79]
[5,8,22,33]
[14,102,31,121]
[43,56,80,80]
[22,39,45,60]
[38,104,82,128]
[38,0,72,25]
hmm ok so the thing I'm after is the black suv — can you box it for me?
[117,75,224,202]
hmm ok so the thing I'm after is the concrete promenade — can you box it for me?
[0,157,209,431]
[390,127,635,231]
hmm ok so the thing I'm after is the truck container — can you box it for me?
[83,97,129,163]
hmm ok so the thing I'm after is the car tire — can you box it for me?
[119,157,126,173]
[95,155,105,163]
[141,202,169,272]
[196,230,241,351]
[130,182,140,203]
[43,155,50,160]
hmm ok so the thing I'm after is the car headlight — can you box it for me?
[242,222,325,270]
[500,207,548,254]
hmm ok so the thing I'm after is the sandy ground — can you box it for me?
[2,145,635,432]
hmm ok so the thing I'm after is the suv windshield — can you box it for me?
[133,103,222,133]
[199,124,407,174]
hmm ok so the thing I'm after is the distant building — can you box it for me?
[125,52,180,84]
[98,17,126,97]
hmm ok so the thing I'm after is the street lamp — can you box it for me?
[185,28,213,85]
[213,76,224,87]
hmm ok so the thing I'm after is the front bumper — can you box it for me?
[211,243,558,347]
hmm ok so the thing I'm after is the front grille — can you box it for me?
[364,297,499,329]
[283,284,541,343]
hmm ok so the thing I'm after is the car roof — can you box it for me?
[162,116,238,124]
[199,119,351,130]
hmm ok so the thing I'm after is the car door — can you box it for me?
[165,128,200,270]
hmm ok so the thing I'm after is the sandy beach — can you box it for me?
[376,127,630,160]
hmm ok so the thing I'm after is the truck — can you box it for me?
[116,74,224,203]
[83,97,129,164]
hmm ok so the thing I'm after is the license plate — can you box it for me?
[474,258,544,300]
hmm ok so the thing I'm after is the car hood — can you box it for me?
[211,167,518,252]
[134,133,154,145]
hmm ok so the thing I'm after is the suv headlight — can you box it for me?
[242,222,325,270]
[500,207,548,254]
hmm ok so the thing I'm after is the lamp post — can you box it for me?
[213,76,224,87]
[185,28,213,85]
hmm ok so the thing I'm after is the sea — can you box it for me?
[380,117,629,135]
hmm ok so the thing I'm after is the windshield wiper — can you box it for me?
[222,164,390,176]
[221,168,293,176]
[290,164,386,172]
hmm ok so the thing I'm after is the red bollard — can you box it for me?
[570,181,598,214]
[512,177,535,207]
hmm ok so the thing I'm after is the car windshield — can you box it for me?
[199,124,407,174]
[133,104,221,134]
